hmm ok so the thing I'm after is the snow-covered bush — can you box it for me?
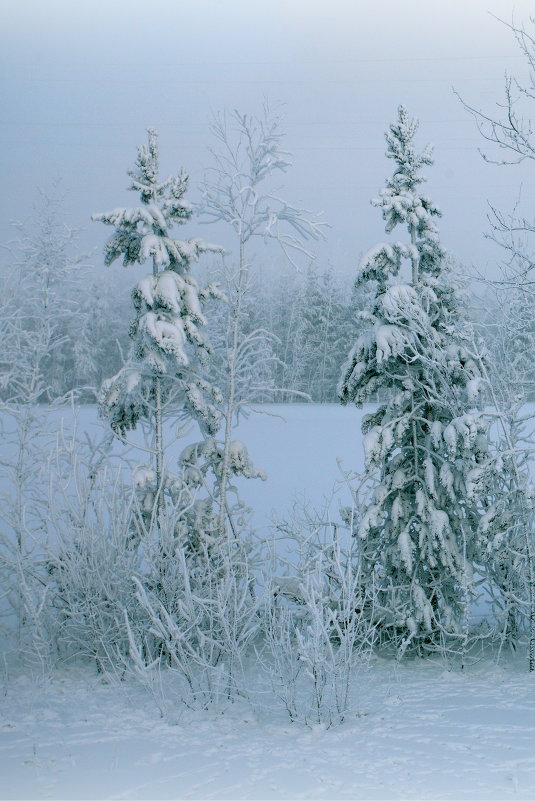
[259,504,376,727]
[126,532,259,711]
[460,21,535,668]
[0,194,90,662]
[471,304,535,664]
[45,426,143,673]
[50,499,140,673]
[42,419,261,685]
[0,403,55,667]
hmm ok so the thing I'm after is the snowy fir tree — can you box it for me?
[294,264,351,402]
[93,128,225,523]
[70,276,132,400]
[339,106,508,654]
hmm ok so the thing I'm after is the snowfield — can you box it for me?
[2,404,535,800]
[3,655,535,799]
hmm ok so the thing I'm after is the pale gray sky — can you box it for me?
[1,0,533,275]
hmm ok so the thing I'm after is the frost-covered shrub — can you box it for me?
[259,508,375,727]
[48,463,142,673]
[127,532,259,711]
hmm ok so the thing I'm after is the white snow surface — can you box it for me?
[3,657,535,800]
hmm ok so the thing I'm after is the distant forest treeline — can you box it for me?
[2,220,526,407]
[1,191,530,409]
[1,251,368,404]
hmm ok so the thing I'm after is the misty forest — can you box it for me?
[3,7,535,801]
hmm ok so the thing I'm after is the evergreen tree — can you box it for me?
[93,128,224,521]
[71,277,132,400]
[296,265,349,402]
[268,264,307,402]
[1,192,87,404]
[339,106,502,653]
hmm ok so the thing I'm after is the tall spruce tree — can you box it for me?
[93,128,224,522]
[339,106,502,654]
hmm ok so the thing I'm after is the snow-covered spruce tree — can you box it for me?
[267,265,305,402]
[71,275,132,401]
[93,128,224,524]
[292,264,351,403]
[339,106,502,654]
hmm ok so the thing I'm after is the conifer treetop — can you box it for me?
[359,106,445,286]
[94,128,224,439]
[93,128,223,272]
[384,105,433,193]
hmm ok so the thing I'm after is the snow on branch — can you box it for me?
[199,107,326,263]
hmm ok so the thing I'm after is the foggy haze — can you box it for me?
[1,0,533,275]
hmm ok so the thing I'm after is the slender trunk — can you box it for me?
[14,312,46,646]
[218,238,246,538]
[410,224,419,286]
[154,375,165,521]
[152,251,165,523]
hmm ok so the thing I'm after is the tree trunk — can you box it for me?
[152,250,165,524]
[218,238,246,539]
[154,375,165,522]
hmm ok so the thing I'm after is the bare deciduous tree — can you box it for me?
[200,107,325,537]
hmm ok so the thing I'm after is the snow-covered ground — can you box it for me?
[3,654,535,800]
[2,404,535,800]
